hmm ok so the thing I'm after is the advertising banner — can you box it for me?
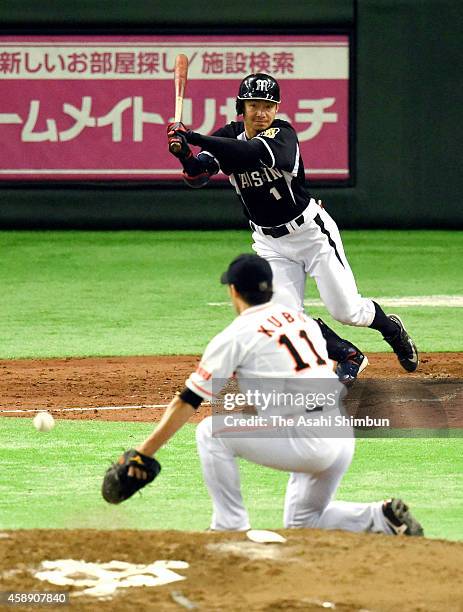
[0,35,350,181]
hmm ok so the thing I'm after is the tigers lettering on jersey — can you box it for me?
[209,120,312,227]
[237,167,283,189]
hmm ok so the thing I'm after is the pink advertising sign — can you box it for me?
[0,35,350,181]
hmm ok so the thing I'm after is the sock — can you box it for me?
[369,302,400,337]
[317,318,362,362]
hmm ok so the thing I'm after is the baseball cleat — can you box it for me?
[383,314,419,372]
[382,498,424,536]
[316,318,369,386]
[335,350,369,386]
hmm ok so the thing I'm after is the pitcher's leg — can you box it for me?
[195,417,250,531]
[284,438,389,533]
[197,416,342,530]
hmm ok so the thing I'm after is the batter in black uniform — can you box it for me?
[167,73,419,382]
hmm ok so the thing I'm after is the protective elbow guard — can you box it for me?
[183,171,211,188]
[181,152,219,188]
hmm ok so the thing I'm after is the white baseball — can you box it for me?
[33,411,55,432]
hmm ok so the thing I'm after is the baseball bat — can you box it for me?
[169,54,189,154]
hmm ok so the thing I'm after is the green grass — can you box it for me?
[0,230,461,358]
[1,231,461,540]
[1,419,462,540]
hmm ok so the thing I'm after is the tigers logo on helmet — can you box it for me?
[236,73,281,115]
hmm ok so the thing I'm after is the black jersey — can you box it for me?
[209,119,312,227]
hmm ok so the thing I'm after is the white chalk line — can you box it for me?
[1,403,169,414]
[0,402,211,414]
[208,295,463,308]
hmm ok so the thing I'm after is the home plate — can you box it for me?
[246,530,287,544]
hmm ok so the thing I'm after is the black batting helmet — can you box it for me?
[236,73,281,115]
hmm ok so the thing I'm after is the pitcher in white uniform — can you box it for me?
[128,254,423,537]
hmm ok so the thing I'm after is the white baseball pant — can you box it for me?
[196,416,390,533]
[252,199,376,326]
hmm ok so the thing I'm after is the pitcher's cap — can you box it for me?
[220,254,273,293]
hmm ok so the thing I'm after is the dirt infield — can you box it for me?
[1,529,463,611]
[1,353,463,611]
[1,352,462,424]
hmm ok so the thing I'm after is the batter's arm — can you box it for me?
[167,122,220,188]
[181,150,220,188]
[186,131,270,172]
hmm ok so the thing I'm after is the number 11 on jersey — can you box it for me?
[279,330,326,371]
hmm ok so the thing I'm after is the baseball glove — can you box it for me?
[102,449,161,504]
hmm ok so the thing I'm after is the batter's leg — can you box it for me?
[252,229,369,379]
[267,256,306,312]
[251,231,306,311]
[283,438,390,533]
[305,208,419,370]
[304,210,376,327]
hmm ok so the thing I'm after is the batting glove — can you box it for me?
[167,122,192,160]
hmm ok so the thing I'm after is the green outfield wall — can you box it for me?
[0,1,461,229]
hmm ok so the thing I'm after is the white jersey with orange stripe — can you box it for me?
[185,301,336,403]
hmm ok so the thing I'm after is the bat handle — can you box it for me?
[169,140,182,154]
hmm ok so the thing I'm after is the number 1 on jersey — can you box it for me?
[270,187,282,201]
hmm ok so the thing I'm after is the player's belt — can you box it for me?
[251,214,305,238]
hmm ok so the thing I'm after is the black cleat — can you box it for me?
[316,318,368,386]
[382,498,424,536]
[384,314,419,372]
[335,350,369,387]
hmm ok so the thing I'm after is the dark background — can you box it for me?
[0,0,461,229]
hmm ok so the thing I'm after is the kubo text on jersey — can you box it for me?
[258,310,306,337]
